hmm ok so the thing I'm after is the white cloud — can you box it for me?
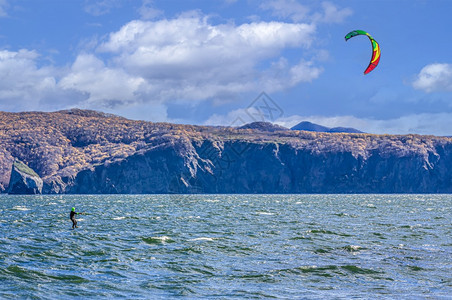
[260,0,310,22]
[0,12,327,121]
[204,108,252,126]
[100,17,314,58]
[412,63,452,92]
[256,58,322,93]
[59,54,146,107]
[288,60,323,84]
[260,0,352,23]
[97,16,318,102]
[84,0,120,16]
[312,2,353,24]
[0,14,322,118]
[103,101,169,122]
[138,0,163,20]
[0,49,59,110]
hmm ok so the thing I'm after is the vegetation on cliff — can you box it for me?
[8,159,43,194]
[0,109,450,193]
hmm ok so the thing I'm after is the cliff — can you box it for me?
[66,138,452,194]
[0,110,451,193]
[8,159,43,194]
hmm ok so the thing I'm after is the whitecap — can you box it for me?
[345,245,362,251]
[113,216,126,220]
[190,237,216,242]
[422,244,440,252]
[13,206,30,211]
[153,236,171,242]
[256,211,274,216]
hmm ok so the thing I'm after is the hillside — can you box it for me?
[239,122,289,132]
[291,121,363,133]
[0,109,451,193]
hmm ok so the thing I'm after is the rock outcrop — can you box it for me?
[0,110,451,194]
[7,159,43,194]
[66,138,452,194]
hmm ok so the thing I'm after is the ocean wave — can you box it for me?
[189,237,216,242]
[256,211,274,216]
[12,206,30,211]
[0,194,449,299]
[142,236,173,245]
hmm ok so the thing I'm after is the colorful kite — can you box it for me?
[345,30,381,75]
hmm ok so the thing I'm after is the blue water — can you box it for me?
[0,194,451,299]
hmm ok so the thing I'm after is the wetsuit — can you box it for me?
[70,211,78,229]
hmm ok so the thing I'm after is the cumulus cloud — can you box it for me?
[0,12,325,120]
[412,63,452,92]
[59,54,146,107]
[100,17,315,61]
[96,16,318,103]
[0,49,59,110]
[257,58,322,93]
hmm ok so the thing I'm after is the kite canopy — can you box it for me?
[345,30,381,74]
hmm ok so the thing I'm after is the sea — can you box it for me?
[0,194,451,299]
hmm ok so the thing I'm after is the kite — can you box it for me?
[345,30,381,75]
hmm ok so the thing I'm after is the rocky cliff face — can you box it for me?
[0,110,451,194]
[65,138,452,194]
[8,160,43,194]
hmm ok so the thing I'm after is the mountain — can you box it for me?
[239,122,289,132]
[291,121,363,133]
[0,109,451,194]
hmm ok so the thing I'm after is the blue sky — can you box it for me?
[0,0,451,135]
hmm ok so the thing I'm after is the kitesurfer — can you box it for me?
[70,207,79,229]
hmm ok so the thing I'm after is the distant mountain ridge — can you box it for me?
[0,109,451,194]
[291,121,363,133]
[239,122,289,132]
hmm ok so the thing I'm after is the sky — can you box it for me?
[0,0,451,135]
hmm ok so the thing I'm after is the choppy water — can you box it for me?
[0,194,451,299]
